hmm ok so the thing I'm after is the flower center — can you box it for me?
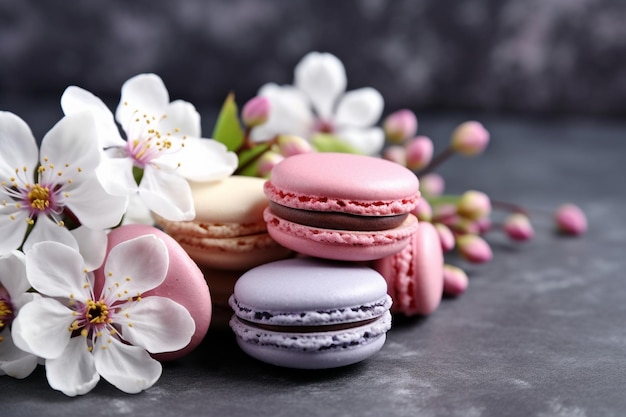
[28,183,51,212]
[2,161,76,227]
[123,112,185,169]
[69,298,115,342]
[85,299,110,324]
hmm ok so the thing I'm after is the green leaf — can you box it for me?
[212,92,245,152]
[235,143,271,176]
[311,133,361,154]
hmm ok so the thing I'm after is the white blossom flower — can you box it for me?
[12,235,195,396]
[0,111,127,258]
[251,52,385,155]
[0,251,39,379]
[61,73,238,222]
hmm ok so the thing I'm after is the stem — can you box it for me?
[235,127,254,153]
[233,135,279,175]
[415,147,455,177]
[491,200,529,216]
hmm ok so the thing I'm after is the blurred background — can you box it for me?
[1,0,626,129]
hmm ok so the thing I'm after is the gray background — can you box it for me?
[2,0,626,117]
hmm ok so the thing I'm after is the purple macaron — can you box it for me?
[228,258,392,369]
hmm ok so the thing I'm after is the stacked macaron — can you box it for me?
[263,152,419,261]
[228,152,445,369]
[156,175,293,326]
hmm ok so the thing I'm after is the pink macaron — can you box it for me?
[372,221,444,316]
[263,152,420,261]
[94,224,211,361]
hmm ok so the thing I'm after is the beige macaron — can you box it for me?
[156,175,293,270]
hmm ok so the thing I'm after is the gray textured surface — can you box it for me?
[1,109,623,416]
[2,0,626,116]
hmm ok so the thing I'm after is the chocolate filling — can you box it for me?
[268,201,408,231]
[236,316,381,333]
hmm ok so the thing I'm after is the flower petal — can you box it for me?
[94,336,161,394]
[115,296,195,353]
[336,126,385,156]
[24,241,89,299]
[60,86,126,149]
[39,111,100,176]
[45,337,99,396]
[101,235,169,301]
[96,154,138,196]
[139,166,195,221]
[251,83,313,142]
[121,194,155,226]
[0,209,29,254]
[294,52,346,120]
[0,330,39,379]
[0,112,38,180]
[115,74,169,132]
[0,251,29,297]
[64,173,127,229]
[158,100,201,138]
[71,226,108,271]
[11,297,74,359]
[334,87,384,129]
[12,291,40,311]
[22,215,79,254]
[156,137,237,182]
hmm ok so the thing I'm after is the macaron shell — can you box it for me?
[264,209,418,261]
[374,221,444,316]
[265,152,420,216]
[175,232,293,270]
[157,216,268,239]
[95,224,211,361]
[232,258,389,313]
[189,176,269,224]
[236,334,387,369]
[230,313,390,369]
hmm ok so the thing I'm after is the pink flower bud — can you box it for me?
[453,218,481,235]
[475,216,492,234]
[554,204,587,236]
[383,109,418,143]
[405,136,434,171]
[434,222,455,252]
[443,264,468,296]
[412,199,432,222]
[257,151,284,178]
[457,190,491,220]
[450,121,490,156]
[456,234,493,263]
[276,135,313,157]
[419,173,445,197]
[503,213,534,241]
[432,203,457,224]
[242,96,271,127]
[382,145,407,166]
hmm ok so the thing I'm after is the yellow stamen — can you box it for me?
[28,184,50,211]
[85,299,110,324]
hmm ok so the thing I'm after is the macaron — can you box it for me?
[373,221,444,316]
[229,258,393,369]
[156,175,293,270]
[263,152,420,261]
[94,224,211,361]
